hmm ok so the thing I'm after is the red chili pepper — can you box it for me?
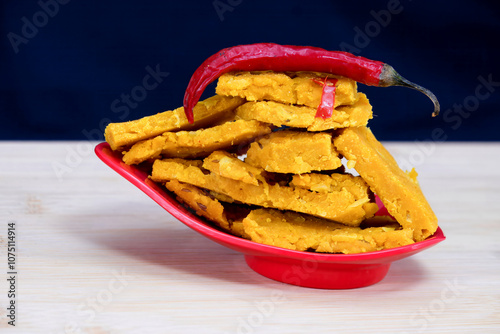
[183,43,440,123]
[312,78,338,119]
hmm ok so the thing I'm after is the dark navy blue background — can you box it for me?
[1,0,499,141]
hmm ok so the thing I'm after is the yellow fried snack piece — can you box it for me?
[216,71,358,108]
[242,208,414,254]
[245,130,342,174]
[290,172,379,216]
[307,92,373,131]
[164,180,247,238]
[104,95,245,150]
[165,180,228,230]
[291,173,374,200]
[151,158,378,226]
[203,151,266,186]
[122,119,272,164]
[333,127,438,241]
[235,93,372,131]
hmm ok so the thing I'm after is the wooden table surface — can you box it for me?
[0,141,499,333]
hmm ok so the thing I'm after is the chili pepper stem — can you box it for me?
[379,64,440,117]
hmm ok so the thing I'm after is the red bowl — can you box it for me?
[95,142,445,289]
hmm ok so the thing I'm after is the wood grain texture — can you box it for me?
[0,141,499,333]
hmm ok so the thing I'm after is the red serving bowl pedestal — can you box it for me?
[245,255,391,289]
[95,142,445,289]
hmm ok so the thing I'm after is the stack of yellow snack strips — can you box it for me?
[104,71,438,254]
